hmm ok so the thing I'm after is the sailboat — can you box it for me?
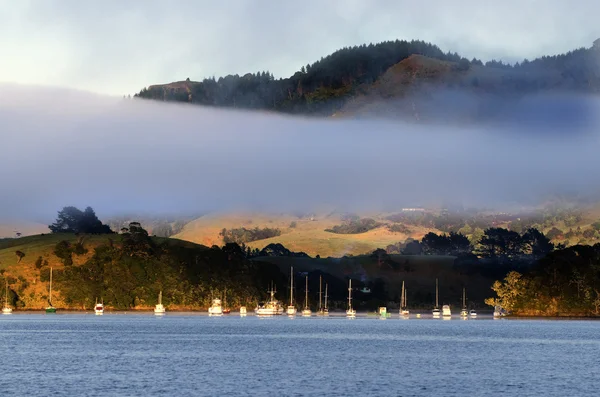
[286,267,297,316]
[460,288,468,317]
[222,288,231,314]
[239,305,247,316]
[2,279,12,314]
[323,283,329,316]
[301,276,312,317]
[346,279,356,318]
[94,298,104,315]
[45,267,57,313]
[432,278,440,318]
[400,281,409,316]
[154,290,166,315]
[317,276,325,316]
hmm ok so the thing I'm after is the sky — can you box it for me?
[1,0,599,96]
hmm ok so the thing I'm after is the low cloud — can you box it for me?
[1,83,599,222]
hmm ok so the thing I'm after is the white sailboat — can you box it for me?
[346,279,356,318]
[2,279,12,314]
[317,276,325,316]
[432,278,440,318]
[493,305,506,317]
[460,288,468,317]
[323,283,329,316]
[255,284,284,316]
[154,290,165,315]
[239,306,247,316]
[45,267,57,313]
[302,276,312,317]
[400,281,409,316]
[287,267,297,316]
[94,298,104,315]
[469,309,477,317]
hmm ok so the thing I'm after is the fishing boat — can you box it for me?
[286,267,297,316]
[301,276,312,317]
[94,298,104,315]
[239,306,247,316]
[154,290,165,315]
[45,267,57,314]
[400,281,409,316]
[460,288,468,317]
[208,297,223,316]
[346,279,356,318]
[2,279,12,314]
[432,278,440,318]
[222,289,231,314]
[255,285,284,316]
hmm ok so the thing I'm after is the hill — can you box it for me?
[134,38,600,120]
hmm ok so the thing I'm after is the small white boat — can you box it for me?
[154,290,165,315]
[94,298,104,315]
[432,308,441,317]
[209,298,223,316]
[346,279,356,318]
[2,279,12,314]
[493,305,506,317]
[286,267,297,316]
[442,305,451,317]
[469,309,477,317]
[302,275,312,317]
[239,306,247,317]
[460,288,468,317]
[255,285,284,316]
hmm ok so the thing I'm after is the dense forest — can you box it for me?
[134,38,600,116]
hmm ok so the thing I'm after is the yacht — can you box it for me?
[286,267,297,316]
[154,290,165,315]
[208,297,223,316]
[239,306,247,317]
[346,279,356,318]
[301,276,312,317]
[94,298,104,315]
[432,278,440,318]
[45,267,57,314]
[460,288,468,317]
[323,283,329,316]
[255,285,284,316]
[400,281,409,316]
[2,279,12,314]
[469,309,477,317]
[317,276,326,316]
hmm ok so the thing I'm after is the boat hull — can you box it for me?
[256,308,283,316]
[286,306,297,316]
[301,309,311,317]
[346,309,356,318]
[2,307,12,314]
[45,307,57,314]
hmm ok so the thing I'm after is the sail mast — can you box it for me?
[348,279,352,311]
[319,276,322,311]
[401,281,405,310]
[289,268,293,306]
[305,275,309,310]
[324,283,328,310]
[49,267,53,305]
[463,288,466,309]
[435,278,438,308]
[405,289,408,309]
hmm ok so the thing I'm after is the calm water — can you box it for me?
[0,313,598,396]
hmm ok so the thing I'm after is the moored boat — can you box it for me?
[94,298,104,315]
[2,279,12,314]
[400,281,409,316]
[346,279,356,318]
[302,276,312,317]
[45,267,57,314]
[432,278,440,318]
[255,285,284,316]
[460,288,468,317]
[239,306,247,316]
[209,298,223,316]
[154,290,165,315]
[286,267,297,316]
